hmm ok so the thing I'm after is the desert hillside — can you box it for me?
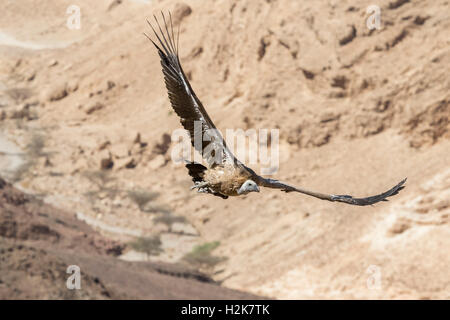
[0,177,261,299]
[0,0,449,299]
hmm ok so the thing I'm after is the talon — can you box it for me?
[191,181,208,190]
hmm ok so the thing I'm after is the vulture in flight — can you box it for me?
[145,13,406,205]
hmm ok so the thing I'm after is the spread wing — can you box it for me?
[145,13,237,168]
[257,177,406,206]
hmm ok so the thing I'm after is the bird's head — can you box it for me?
[238,179,260,195]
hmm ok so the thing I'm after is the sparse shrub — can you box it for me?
[83,190,101,204]
[82,170,119,201]
[154,214,187,232]
[183,241,226,268]
[10,161,33,182]
[128,235,163,259]
[144,203,172,214]
[127,189,159,212]
[26,134,45,157]
[83,170,114,187]
[6,87,32,102]
[10,133,46,182]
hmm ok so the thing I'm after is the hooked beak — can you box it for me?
[237,182,260,195]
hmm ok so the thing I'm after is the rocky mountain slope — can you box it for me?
[0,177,261,299]
[0,0,448,299]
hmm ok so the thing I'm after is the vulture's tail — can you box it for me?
[185,162,208,183]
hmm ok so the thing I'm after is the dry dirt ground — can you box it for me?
[0,0,449,299]
[0,177,261,299]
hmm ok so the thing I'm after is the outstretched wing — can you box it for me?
[257,177,407,206]
[145,12,236,168]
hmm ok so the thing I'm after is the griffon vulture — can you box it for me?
[145,13,406,205]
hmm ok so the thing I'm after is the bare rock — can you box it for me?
[48,59,58,67]
[26,72,36,81]
[110,143,129,158]
[41,84,68,102]
[133,132,141,144]
[320,112,340,123]
[148,154,166,170]
[114,157,137,170]
[67,80,79,93]
[172,3,192,24]
[388,0,410,10]
[125,158,137,169]
[331,75,349,90]
[301,68,315,80]
[387,219,411,236]
[85,102,104,115]
[307,131,331,147]
[129,144,145,158]
[338,25,356,46]
[152,133,171,155]
[6,88,32,102]
[98,140,111,151]
[107,0,122,11]
[106,80,116,90]
[9,105,35,120]
[72,157,89,173]
[44,157,53,167]
[172,222,198,236]
[100,152,114,170]
[23,100,39,109]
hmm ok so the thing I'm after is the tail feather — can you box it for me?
[185,162,207,183]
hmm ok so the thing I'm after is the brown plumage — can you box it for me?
[145,12,406,205]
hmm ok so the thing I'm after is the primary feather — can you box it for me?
[145,13,235,167]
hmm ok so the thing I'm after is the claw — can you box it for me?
[191,181,208,190]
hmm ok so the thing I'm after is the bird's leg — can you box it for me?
[190,181,209,190]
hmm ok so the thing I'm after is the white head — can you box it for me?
[237,179,260,195]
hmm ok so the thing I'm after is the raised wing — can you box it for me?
[258,177,406,206]
[145,13,236,167]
